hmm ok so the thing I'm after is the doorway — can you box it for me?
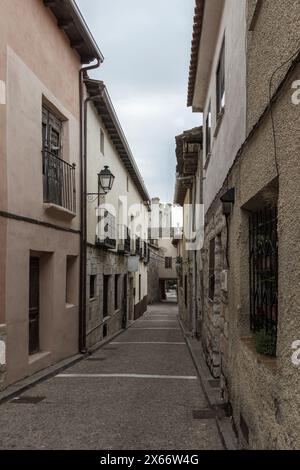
[29,257,40,355]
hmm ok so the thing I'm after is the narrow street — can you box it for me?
[0,304,223,450]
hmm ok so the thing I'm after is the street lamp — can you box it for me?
[86,165,115,202]
[98,165,115,194]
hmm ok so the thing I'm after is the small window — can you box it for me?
[216,39,225,117]
[100,128,105,155]
[114,274,120,310]
[165,257,172,269]
[139,274,142,301]
[66,256,77,305]
[90,275,96,299]
[209,238,215,300]
[205,102,212,157]
[127,176,129,192]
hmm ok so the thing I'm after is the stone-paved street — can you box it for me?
[0,304,223,450]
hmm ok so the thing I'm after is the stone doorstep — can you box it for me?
[178,317,238,451]
[0,318,139,405]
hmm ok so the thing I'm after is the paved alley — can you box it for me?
[0,304,223,450]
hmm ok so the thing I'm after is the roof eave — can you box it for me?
[85,79,151,205]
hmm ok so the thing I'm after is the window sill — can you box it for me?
[214,107,225,138]
[240,336,277,374]
[43,203,76,220]
[28,350,50,366]
[65,302,76,309]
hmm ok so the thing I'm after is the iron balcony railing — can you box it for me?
[42,149,76,213]
[118,225,131,254]
[96,210,116,250]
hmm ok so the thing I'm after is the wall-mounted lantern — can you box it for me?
[87,165,115,202]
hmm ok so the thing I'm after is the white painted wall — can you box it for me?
[201,0,247,210]
[86,100,148,305]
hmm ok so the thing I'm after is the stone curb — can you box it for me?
[178,317,238,450]
[0,318,138,405]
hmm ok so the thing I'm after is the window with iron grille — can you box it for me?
[216,39,225,117]
[165,257,172,269]
[249,207,278,356]
[208,238,215,300]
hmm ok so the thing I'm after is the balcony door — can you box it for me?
[42,105,63,206]
[29,257,40,355]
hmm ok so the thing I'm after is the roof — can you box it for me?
[43,0,104,63]
[174,127,202,206]
[187,0,205,107]
[85,78,151,205]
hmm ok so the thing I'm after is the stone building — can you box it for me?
[185,0,300,449]
[147,198,178,303]
[84,79,150,348]
[0,0,102,389]
[174,127,203,334]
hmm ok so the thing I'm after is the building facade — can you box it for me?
[174,127,203,334]
[0,0,102,389]
[85,79,150,348]
[183,0,300,449]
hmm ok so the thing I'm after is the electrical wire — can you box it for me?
[268,41,300,176]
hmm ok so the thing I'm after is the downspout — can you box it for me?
[79,59,101,353]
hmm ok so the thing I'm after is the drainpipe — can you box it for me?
[79,59,101,353]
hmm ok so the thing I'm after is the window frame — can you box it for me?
[205,101,212,158]
[216,38,225,118]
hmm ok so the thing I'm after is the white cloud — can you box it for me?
[76,0,201,201]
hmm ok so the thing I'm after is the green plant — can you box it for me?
[253,328,276,356]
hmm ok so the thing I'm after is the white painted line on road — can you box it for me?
[110,342,186,345]
[131,328,180,330]
[56,373,197,380]
[138,320,177,322]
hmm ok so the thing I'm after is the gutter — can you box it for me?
[79,59,103,353]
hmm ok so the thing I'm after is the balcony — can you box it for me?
[118,225,131,255]
[96,210,116,250]
[43,150,76,215]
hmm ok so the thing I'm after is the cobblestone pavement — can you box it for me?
[0,303,224,450]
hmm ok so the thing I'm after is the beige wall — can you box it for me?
[157,238,177,280]
[0,0,82,388]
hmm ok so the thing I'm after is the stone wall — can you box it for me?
[86,245,128,348]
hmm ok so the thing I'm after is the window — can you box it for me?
[209,238,215,300]
[42,104,76,213]
[100,128,105,155]
[66,256,77,305]
[139,274,142,301]
[249,206,278,356]
[165,257,172,269]
[42,105,63,157]
[216,39,225,117]
[90,275,96,299]
[184,275,188,306]
[114,274,120,310]
[127,176,129,192]
[205,102,212,157]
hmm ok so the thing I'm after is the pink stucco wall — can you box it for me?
[0,0,83,387]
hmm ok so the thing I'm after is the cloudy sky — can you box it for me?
[76,0,200,202]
